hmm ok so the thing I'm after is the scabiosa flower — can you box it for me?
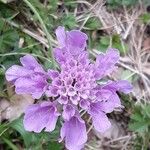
[5,26,132,150]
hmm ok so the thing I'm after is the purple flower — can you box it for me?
[5,55,47,99]
[5,27,132,150]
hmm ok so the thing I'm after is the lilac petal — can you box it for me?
[68,59,77,68]
[89,102,111,133]
[79,90,89,99]
[60,116,87,150]
[70,94,80,105]
[95,48,119,79]
[67,30,88,55]
[104,80,132,94]
[91,111,111,133]
[23,102,59,133]
[15,77,47,99]
[78,52,89,66]
[96,89,112,101]
[20,55,41,70]
[52,79,62,87]
[55,26,66,47]
[59,86,67,96]
[58,95,68,104]
[47,69,59,79]
[79,99,90,110]
[62,104,75,121]
[5,65,33,82]
[64,77,73,86]
[67,86,76,96]
[53,48,66,64]
[46,86,59,97]
[99,93,121,113]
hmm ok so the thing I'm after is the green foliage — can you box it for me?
[129,104,150,149]
[60,14,77,29]
[107,0,150,9]
[9,117,63,149]
[106,0,138,9]
[129,104,150,132]
[97,35,128,54]
[85,17,102,30]
[140,13,150,24]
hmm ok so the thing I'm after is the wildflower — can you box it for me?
[5,26,132,150]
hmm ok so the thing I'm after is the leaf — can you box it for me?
[140,13,150,24]
[2,137,19,150]
[129,121,149,132]
[112,34,128,54]
[129,104,150,133]
[0,0,15,3]
[61,14,77,29]
[10,117,61,148]
[10,117,37,147]
[0,122,9,136]
[0,29,19,53]
[130,113,143,122]
[45,141,63,150]
[44,60,53,70]
[85,17,102,30]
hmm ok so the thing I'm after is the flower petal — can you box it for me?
[89,102,111,133]
[66,30,87,56]
[60,116,87,150]
[62,104,75,121]
[92,111,111,133]
[104,80,132,94]
[15,77,47,99]
[47,69,59,79]
[56,26,66,47]
[5,65,33,82]
[53,48,67,64]
[99,93,121,113]
[96,89,112,101]
[95,48,119,79]
[20,55,41,70]
[79,99,90,110]
[58,95,68,104]
[23,102,59,133]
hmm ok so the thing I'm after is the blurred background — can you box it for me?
[0,0,150,149]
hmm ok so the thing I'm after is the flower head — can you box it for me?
[5,26,132,150]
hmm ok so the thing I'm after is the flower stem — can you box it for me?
[23,0,56,68]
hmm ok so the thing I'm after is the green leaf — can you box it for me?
[100,36,110,45]
[44,60,53,70]
[85,17,102,30]
[61,14,77,29]
[44,141,63,150]
[0,123,9,136]
[0,29,19,53]
[10,117,61,148]
[0,0,14,3]
[130,113,143,121]
[140,13,150,24]
[129,121,149,132]
[2,137,19,150]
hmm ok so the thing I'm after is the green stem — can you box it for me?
[0,52,51,63]
[23,0,55,68]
